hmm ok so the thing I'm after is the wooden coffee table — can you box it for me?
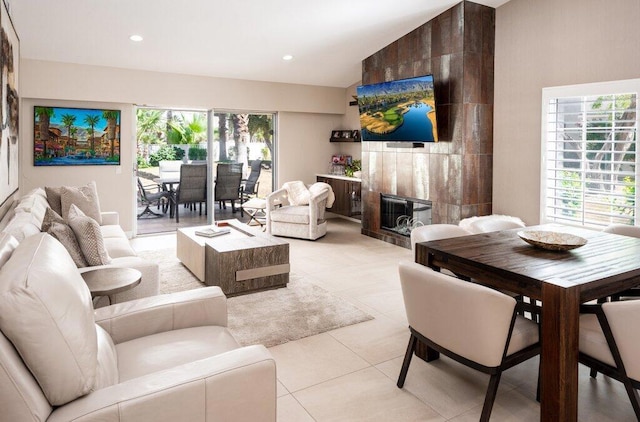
[81,267,142,305]
[177,219,289,296]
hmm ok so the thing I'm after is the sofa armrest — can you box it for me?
[100,211,119,226]
[94,287,227,344]
[47,345,276,422]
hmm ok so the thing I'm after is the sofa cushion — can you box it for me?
[0,233,98,406]
[15,191,50,227]
[44,186,63,216]
[40,207,65,232]
[48,221,88,268]
[0,233,18,268]
[115,326,239,382]
[270,205,310,225]
[2,212,41,242]
[67,204,111,266]
[60,181,102,224]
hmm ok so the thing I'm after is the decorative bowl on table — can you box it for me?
[517,230,588,251]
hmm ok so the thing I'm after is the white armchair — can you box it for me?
[266,181,333,240]
[0,233,277,422]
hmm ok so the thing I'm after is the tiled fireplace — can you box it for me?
[380,194,432,237]
[360,1,495,249]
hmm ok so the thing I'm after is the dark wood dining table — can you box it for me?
[414,224,640,422]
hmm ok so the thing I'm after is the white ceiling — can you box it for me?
[10,0,509,88]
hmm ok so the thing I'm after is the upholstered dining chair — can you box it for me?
[602,224,640,301]
[458,214,526,234]
[579,300,640,419]
[174,163,207,223]
[410,224,472,254]
[397,261,541,422]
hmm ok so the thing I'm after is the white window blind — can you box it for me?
[542,80,639,228]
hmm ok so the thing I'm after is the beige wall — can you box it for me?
[19,59,348,234]
[335,82,363,162]
[494,0,640,224]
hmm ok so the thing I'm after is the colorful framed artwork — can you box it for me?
[34,106,121,166]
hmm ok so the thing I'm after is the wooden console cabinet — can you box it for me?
[316,175,361,219]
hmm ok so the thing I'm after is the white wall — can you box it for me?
[494,0,640,224]
[19,59,347,233]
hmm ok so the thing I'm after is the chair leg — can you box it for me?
[397,333,417,388]
[480,372,502,422]
[622,376,640,420]
[175,204,180,223]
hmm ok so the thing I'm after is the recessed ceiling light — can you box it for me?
[129,35,143,42]
[282,54,294,61]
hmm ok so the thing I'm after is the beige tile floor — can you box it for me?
[131,218,637,421]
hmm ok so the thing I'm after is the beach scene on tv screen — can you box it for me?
[34,106,121,166]
[357,75,438,142]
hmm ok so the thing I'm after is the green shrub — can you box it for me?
[149,145,185,166]
[137,155,150,168]
[188,146,207,161]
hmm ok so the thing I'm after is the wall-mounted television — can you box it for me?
[356,74,438,143]
[34,106,121,166]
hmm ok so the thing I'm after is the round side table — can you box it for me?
[81,267,142,306]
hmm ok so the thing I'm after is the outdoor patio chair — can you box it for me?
[137,178,172,218]
[174,164,207,223]
[215,162,244,215]
[241,160,262,203]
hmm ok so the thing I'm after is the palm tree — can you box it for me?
[61,114,76,151]
[231,113,250,177]
[217,113,229,161]
[102,111,120,158]
[248,114,273,159]
[83,114,101,154]
[35,107,54,158]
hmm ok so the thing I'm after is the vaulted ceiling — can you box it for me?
[11,0,509,88]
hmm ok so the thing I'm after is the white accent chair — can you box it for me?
[579,300,640,419]
[266,182,333,240]
[0,233,277,422]
[397,261,540,422]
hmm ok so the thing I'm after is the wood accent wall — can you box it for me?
[360,1,495,247]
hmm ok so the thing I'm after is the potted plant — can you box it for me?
[345,159,362,178]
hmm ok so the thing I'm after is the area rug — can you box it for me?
[137,248,373,347]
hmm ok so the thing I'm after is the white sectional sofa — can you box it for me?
[0,187,159,304]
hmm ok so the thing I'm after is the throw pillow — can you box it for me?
[60,181,102,224]
[48,221,88,268]
[45,186,63,216]
[41,206,65,232]
[67,204,111,266]
[283,181,310,206]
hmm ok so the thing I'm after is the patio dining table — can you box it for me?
[415,223,640,421]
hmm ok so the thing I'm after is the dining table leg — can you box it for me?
[540,282,580,422]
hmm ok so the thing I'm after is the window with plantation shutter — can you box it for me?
[541,79,639,228]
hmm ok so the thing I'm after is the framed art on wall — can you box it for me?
[0,0,19,206]
[34,106,121,166]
